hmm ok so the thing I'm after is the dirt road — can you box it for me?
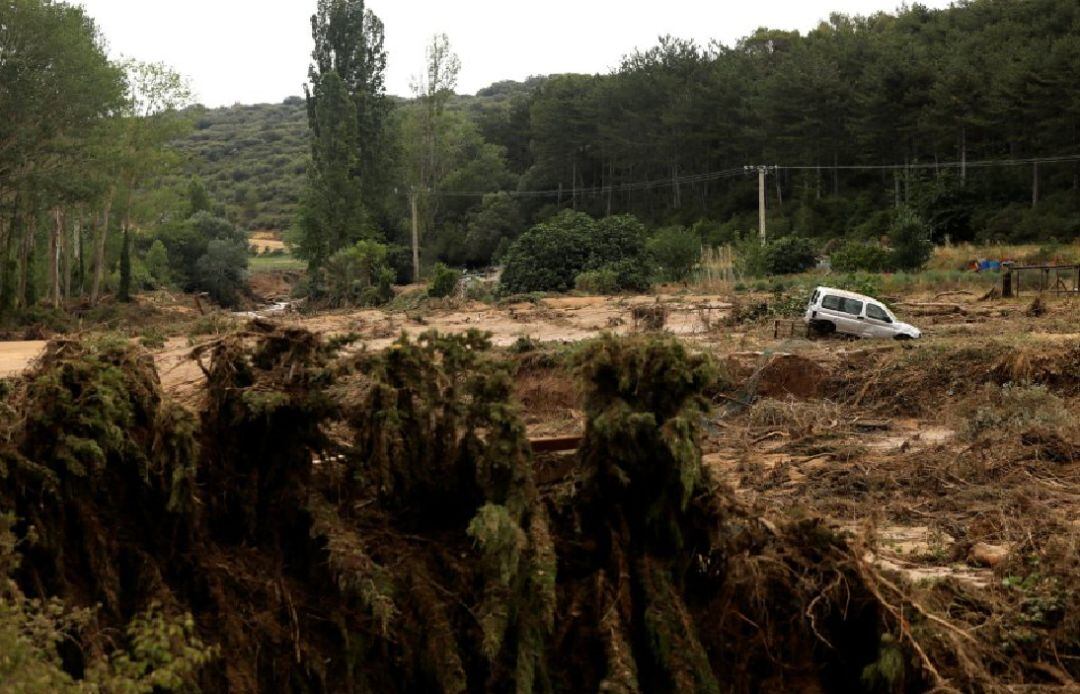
[0,341,46,378]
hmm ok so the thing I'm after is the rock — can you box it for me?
[969,542,1009,568]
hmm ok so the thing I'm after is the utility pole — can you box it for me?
[410,187,420,282]
[745,165,775,245]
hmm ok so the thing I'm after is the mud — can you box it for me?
[0,340,46,377]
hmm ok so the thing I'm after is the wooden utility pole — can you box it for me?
[745,165,773,245]
[758,166,766,244]
[410,188,420,282]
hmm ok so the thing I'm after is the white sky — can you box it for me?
[77,0,955,107]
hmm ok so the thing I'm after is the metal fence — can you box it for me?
[1002,264,1080,297]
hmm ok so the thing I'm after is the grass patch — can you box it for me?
[249,254,305,272]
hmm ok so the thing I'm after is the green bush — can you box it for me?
[324,240,394,307]
[830,241,894,273]
[193,240,249,308]
[769,284,811,317]
[500,211,653,294]
[734,236,769,277]
[428,262,462,298]
[764,237,817,275]
[153,212,248,293]
[500,211,595,293]
[575,268,619,294]
[648,226,700,282]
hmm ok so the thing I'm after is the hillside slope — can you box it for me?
[169,98,309,231]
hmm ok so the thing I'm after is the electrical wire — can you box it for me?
[427,153,1080,199]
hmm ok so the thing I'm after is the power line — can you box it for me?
[776,153,1080,171]
[428,152,1080,200]
[432,166,745,199]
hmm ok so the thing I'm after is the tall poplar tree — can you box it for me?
[297,0,389,290]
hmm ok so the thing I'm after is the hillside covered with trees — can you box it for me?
[168,0,1080,288]
[4,0,1080,314]
[168,99,309,231]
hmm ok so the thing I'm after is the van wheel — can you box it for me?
[894,334,913,341]
[809,320,836,338]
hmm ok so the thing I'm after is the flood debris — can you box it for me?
[1,326,1078,691]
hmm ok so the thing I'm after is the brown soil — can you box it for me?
[0,340,47,377]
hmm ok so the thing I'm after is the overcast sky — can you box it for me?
[77,0,955,107]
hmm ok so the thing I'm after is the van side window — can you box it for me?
[866,304,890,322]
[821,295,841,310]
[842,299,863,316]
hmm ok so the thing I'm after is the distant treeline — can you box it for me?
[472,0,1080,249]
[174,0,1080,273]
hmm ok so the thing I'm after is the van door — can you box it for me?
[864,302,895,338]
[841,298,866,336]
[820,295,863,336]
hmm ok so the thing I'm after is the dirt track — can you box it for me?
[0,340,46,378]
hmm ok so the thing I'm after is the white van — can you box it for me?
[804,286,921,340]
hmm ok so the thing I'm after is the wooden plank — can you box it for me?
[529,435,583,453]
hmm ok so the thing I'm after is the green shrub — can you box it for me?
[830,241,894,273]
[605,258,652,293]
[575,268,619,294]
[324,240,394,307]
[648,226,700,282]
[154,212,249,293]
[500,211,653,294]
[193,240,249,308]
[764,237,817,275]
[139,328,167,349]
[768,284,811,318]
[0,305,74,333]
[428,262,462,298]
[500,211,595,293]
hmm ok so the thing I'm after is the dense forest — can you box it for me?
[378,0,1080,263]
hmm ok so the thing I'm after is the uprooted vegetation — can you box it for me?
[711,336,1080,690]
[1,327,1079,691]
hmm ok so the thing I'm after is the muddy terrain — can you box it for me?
[2,286,1078,691]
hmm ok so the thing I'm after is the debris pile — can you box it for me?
[1,326,1078,691]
